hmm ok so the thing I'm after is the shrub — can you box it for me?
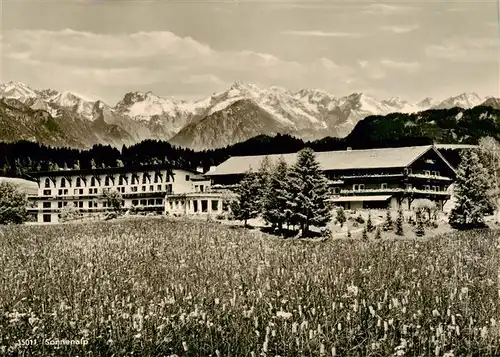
[336,207,346,227]
[59,204,80,223]
[355,215,365,224]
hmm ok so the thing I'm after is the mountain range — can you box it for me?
[0,80,496,150]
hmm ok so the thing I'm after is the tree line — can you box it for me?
[0,133,439,179]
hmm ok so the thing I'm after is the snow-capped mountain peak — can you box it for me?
[0,81,39,101]
[434,92,484,109]
[1,79,497,151]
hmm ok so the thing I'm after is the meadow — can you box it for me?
[0,217,499,356]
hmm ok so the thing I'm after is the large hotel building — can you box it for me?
[26,145,458,224]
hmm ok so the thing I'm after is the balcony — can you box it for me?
[167,191,237,199]
[340,173,404,180]
[122,191,169,199]
[340,187,451,197]
[340,188,403,195]
[407,174,453,182]
[326,179,344,186]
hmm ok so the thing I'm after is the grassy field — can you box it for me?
[0,217,499,356]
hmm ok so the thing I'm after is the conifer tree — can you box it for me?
[383,208,393,231]
[366,211,375,232]
[14,158,23,177]
[230,169,261,227]
[286,148,332,237]
[375,226,382,239]
[395,209,404,236]
[336,206,346,228]
[449,149,491,229]
[257,156,273,212]
[362,225,368,240]
[262,156,290,232]
[415,211,425,237]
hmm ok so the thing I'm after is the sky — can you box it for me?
[1,0,499,104]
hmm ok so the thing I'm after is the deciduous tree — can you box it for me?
[0,181,28,224]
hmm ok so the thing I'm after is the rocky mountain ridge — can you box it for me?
[0,80,496,150]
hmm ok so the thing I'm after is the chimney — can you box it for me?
[346,147,352,151]
[196,166,203,173]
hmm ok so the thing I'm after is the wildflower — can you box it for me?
[369,305,375,317]
[276,311,292,320]
[347,284,359,297]
[263,340,268,353]
[320,343,326,355]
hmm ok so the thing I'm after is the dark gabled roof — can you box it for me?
[29,163,201,177]
[206,145,455,176]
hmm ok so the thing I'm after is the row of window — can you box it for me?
[42,200,133,209]
[168,199,229,213]
[42,184,174,196]
[404,168,441,176]
[131,199,164,206]
[43,172,181,189]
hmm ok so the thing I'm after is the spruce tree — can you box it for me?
[415,211,425,237]
[366,211,375,232]
[362,225,368,240]
[375,227,382,239]
[336,206,346,228]
[262,156,290,232]
[257,156,273,212]
[287,148,332,237]
[449,149,491,229]
[230,170,261,227]
[395,209,404,236]
[383,208,393,231]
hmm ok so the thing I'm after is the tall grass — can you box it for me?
[0,218,499,356]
